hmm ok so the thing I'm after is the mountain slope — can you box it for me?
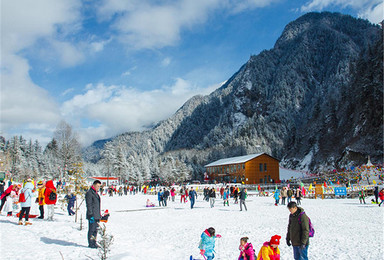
[84,12,383,178]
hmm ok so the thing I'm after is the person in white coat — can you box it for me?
[18,180,34,225]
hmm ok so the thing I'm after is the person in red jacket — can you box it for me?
[379,189,384,207]
[44,180,57,221]
[0,185,20,214]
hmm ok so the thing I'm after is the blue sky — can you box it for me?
[1,0,382,147]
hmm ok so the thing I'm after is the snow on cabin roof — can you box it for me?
[205,153,269,167]
[90,177,119,180]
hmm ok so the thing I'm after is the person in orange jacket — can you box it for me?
[256,235,281,260]
[36,181,45,219]
[44,180,57,221]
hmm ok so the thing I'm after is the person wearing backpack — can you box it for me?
[256,235,281,260]
[18,179,34,225]
[44,180,57,221]
[238,236,255,260]
[286,201,311,260]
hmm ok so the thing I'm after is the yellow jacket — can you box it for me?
[257,242,280,260]
[37,187,45,205]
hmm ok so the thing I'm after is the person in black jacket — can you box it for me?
[209,188,216,208]
[86,180,102,248]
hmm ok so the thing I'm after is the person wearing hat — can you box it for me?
[256,235,281,260]
[36,181,45,219]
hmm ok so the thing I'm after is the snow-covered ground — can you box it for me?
[1,193,383,260]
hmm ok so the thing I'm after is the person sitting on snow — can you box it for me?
[146,199,155,207]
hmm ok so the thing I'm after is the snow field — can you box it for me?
[1,194,383,260]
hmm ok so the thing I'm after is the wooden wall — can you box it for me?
[207,154,279,184]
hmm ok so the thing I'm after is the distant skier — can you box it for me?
[198,227,221,260]
[189,187,197,209]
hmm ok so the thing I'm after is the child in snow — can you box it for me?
[18,180,34,225]
[274,189,280,206]
[64,192,76,216]
[238,237,255,260]
[198,227,221,260]
[256,235,281,260]
[146,199,155,207]
[36,181,45,219]
[4,187,18,216]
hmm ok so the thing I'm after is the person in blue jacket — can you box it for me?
[157,189,164,207]
[274,188,280,206]
[198,227,222,260]
[189,187,197,209]
[223,188,230,206]
[64,192,76,215]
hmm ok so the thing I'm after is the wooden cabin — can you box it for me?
[205,153,280,184]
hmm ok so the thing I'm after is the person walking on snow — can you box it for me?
[18,179,34,225]
[238,237,255,260]
[281,187,288,205]
[157,189,164,207]
[64,192,76,216]
[189,187,197,209]
[295,188,302,205]
[286,202,310,260]
[256,235,281,260]
[209,188,216,208]
[287,188,293,204]
[198,227,221,260]
[274,189,280,206]
[239,188,248,211]
[223,188,230,206]
[44,180,57,221]
[86,180,102,249]
[373,186,379,204]
[358,190,366,204]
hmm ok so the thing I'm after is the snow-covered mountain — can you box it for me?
[84,12,383,178]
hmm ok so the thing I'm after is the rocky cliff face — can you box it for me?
[84,12,383,177]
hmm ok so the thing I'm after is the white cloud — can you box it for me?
[301,0,383,24]
[161,57,172,67]
[97,0,278,49]
[61,78,218,146]
[1,0,82,142]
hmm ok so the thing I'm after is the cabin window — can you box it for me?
[259,163,263,172]
[264,163,267,171]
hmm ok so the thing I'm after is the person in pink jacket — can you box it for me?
[238,237,255,260]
